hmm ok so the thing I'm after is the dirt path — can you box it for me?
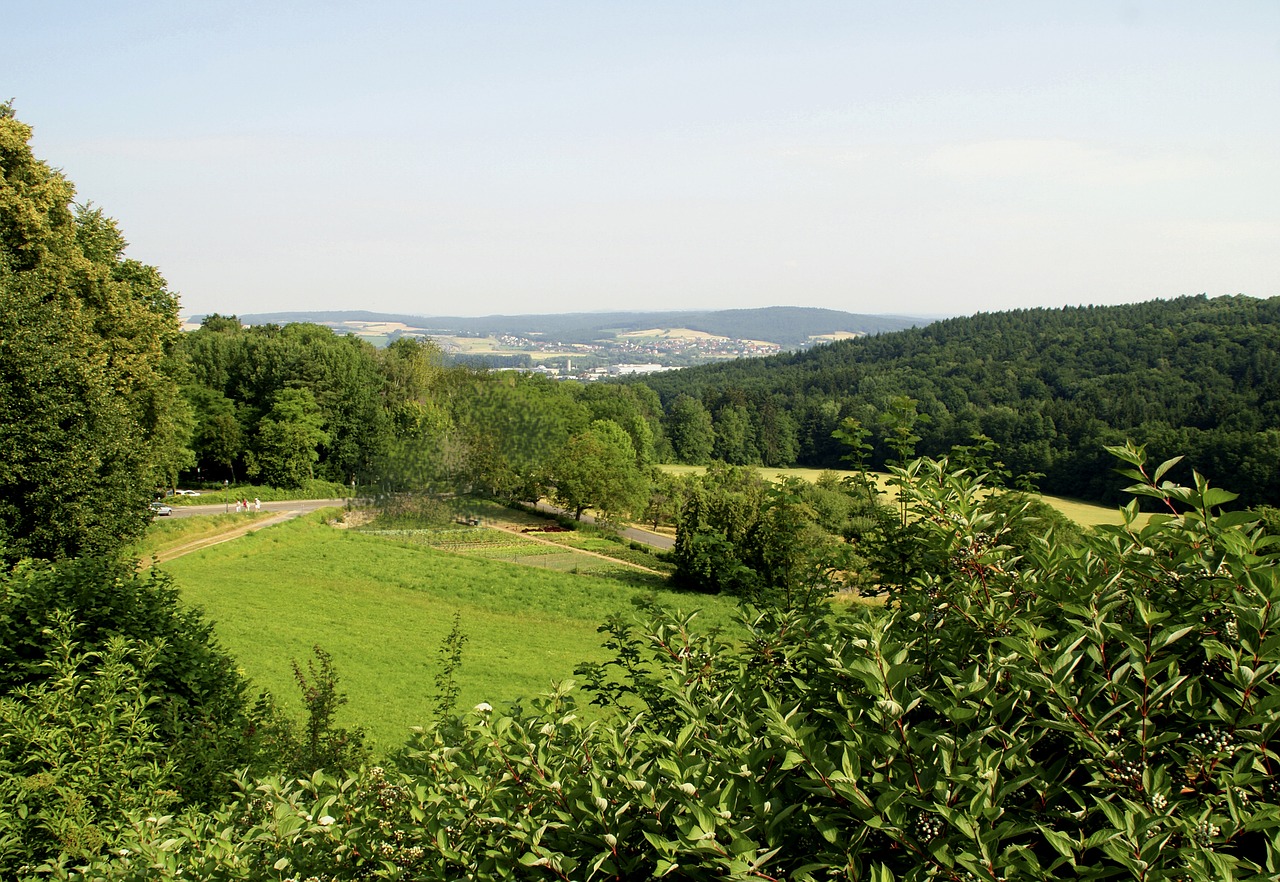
[145,511,301,565]
[489,522,666,576]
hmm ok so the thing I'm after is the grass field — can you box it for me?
[130,512,276,560]
[155,513,741,754]
[146,468,1143,752]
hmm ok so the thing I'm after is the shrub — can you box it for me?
[0,557,269,805]
[0,618,179,877]
[49,447,1280,880]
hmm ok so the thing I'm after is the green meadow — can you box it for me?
[154,512,741,753]
[130,511,276,560]
[148,470,1141,753]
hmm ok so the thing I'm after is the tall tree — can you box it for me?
[247,388,329,489]
[0,104,188,560]
[665,394,714,464]
[185,385,244,482]
[374,337,457,492]
[550,419,648,522]
[450,371,588,498]
[713,403,756,465]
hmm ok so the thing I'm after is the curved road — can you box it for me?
[525,501,674,551]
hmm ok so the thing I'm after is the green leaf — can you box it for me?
[1151,455,1184,483]
[1037,824,1078,861]
[811,813,841,844]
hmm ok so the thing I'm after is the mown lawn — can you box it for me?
[156,513,741,754]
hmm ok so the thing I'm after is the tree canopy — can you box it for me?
[633,295,1280,506]
[0,105,189,561]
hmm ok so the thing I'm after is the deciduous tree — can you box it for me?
[664,394,714,464]
[0,104,188,560]
[550,419,647,522]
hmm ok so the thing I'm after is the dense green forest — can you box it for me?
[4,105,1280,879]
[634,296,1280,507]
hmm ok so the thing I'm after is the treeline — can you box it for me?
[178,317,669,522]
[633,295,1280,506]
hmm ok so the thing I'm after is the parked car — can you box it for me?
[149,502,173,516]
[173,489,202,496]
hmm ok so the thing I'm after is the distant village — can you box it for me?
[184,315,862,378]
[479,330,785,379]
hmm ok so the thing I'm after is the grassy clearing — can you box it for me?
[158,513,740,753]
[360,497,671,579]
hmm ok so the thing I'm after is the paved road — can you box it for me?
[167,498,353,518]
[526,501,675,551]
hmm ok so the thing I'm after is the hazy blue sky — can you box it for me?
[6,1,1279,319]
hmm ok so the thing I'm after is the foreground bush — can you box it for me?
[0,557,269,807]
[48,448,1280,879]
[0,556,286,875]
[0,619,180,876]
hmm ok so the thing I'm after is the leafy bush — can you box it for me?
[47,448,1280,880]
[0,557,269,805]
[0,618,179,877]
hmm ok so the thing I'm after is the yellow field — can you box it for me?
[618,327,728,341]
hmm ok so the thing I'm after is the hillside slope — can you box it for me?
[231,306,922,348]
[634,295,1280,506]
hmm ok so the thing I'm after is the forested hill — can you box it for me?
[633,295,1280,506]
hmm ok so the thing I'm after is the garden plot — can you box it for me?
[360,524,661,577]
[366,526,540,554]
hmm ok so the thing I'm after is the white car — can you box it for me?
[149,502,174,516]
[173,489,202,496]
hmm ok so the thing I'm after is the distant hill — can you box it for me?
[225,307,922,349]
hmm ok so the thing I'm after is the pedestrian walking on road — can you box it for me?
[254,497,261,512]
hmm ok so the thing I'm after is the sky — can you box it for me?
[6,1,1279,320]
